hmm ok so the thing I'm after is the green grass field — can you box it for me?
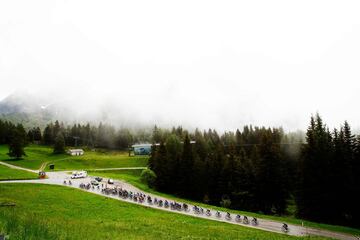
[1,144,359,237]
[89,169,360,236]
[0,164,38,181]
[88,169,143,185]
[0,145,148,171]
[0,183,329,240]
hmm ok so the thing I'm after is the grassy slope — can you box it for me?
[0,145,148,170]
[0,144,358,236]
[89,170,360,236]
[88,169,143,184]
[0,164,38,181]
[0,184,328,240]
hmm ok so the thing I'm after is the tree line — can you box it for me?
[1,116,359,227]
[149,125,296,215]
[0,119,152,150]
[296,114,360,227]
[0,119,153,157]
[149,115,360,227]
[40,121,151,149]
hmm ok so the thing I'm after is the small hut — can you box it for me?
[67,149,84,156]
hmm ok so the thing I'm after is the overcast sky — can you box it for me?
[1,0,360,131]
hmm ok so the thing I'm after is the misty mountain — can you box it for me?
[0,92,71,128]
[0,91,151,129]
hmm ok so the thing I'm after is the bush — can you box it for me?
[140,169,157,187]
[220,196,232,208]
[203,194,210,204]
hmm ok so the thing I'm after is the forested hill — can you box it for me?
[0,92,63,128]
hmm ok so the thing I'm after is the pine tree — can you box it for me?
[53,120,61,138]
[210,143,225,203]
[353,136,360,227]
[230,148,255,210]
[341,121,356,225]
[34,127,42,142]
[165,134,181,192]
[0,120,5,144]
[153,142,167,190]
[255,129,288,214]
[152,125,162,143]
[8,125,27,159]
[297,114,334,222]
[53,133,65,154]
[178,134,193,196]
[43,124,54,145]
[28,129,34,143]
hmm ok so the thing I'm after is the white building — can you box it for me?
[67,149,84,156]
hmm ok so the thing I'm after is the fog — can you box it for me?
[1,0,360,131]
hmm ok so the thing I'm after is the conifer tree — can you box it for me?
[53,120,61,138]
[153,142,168,190]
[8,125,27,159]
[255,129,287,214]
[34,127,42,142]
[53,133,65,154]
[43,124,54,145]
[178,134,193,196]
[297,114,334,222]
[353,136,360,226]
[165,134,181,192]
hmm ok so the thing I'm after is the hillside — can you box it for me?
[0,183,329,240]
[0,92,62,128]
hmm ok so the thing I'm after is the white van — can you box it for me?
[71,171,87,179]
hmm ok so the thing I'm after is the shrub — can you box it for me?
[220,196,232,208]
[140,169,157,187]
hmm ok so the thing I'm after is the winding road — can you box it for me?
[0,161,358,240]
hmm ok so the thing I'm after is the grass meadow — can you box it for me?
[89,169,360,236]
[0,164,38,181]
[0,183,330,240]
[0,144,359,237]
[0,145,148,171]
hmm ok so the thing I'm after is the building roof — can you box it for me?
[68,149,84,152]
[132,144,152,148]
[132,141,196,148]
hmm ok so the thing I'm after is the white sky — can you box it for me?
[1,0,360,131]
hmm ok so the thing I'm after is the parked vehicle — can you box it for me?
[38,171,46,179]
[108,179,114,184]
[91,180,99,185]
[71,171,87,179]
[95,177,103,182]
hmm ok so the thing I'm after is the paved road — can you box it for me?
[0,163,358,240]
[0,161,146,173]
[60,167,147,172]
